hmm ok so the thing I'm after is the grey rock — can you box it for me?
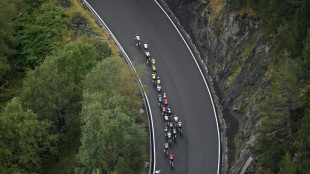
[160,0,272,173]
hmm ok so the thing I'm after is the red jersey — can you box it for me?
[162,106,167,112]
[164,98,168,103]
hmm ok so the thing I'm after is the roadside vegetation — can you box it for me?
[227,0,310,173]
[0,0,147,173]
[75,57,146,173]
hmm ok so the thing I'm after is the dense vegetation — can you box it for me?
[227,0,310,173]
[75,57,146,173]
[0,0,146,173]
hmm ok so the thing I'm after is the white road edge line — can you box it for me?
[154,1,221,174]
[82,1,156,174]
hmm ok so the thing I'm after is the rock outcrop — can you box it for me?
[158,0,271,173]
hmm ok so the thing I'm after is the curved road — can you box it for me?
[87,0,219,173]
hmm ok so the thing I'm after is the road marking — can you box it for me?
[154,1,221,174]
[82,1,156,174]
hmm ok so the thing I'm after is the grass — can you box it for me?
[201,4,208,18]
[208,0,226,25]
[237,6,257,18]
[234,0,257,18]
[213,63,223,75]
[300,85,310,97]
[66,0,120,56]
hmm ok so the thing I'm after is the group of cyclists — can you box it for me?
[135,34,184,170]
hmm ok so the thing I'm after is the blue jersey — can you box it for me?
[167,107,172,115]
[164,126,168,131]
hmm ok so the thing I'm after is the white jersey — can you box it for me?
[157,85,161,91]
[143,43,148,49]
[174,117,179,122]
[173,129,177,134]
[163,92,167,98]
[164,115,169,121]
[136,35,140,41]
[145,51,150,57]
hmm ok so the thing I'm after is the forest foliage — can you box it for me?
[0,0,146,173]
[75,57,146,173]
[227,0,310,173]
[0,0,17,82]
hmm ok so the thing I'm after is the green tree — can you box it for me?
[255,51,298,173]
[16,3,67,69]
[301,28,310,79]
[0,0,17,82]
[75,57,146,173]
[278,153,296,174]
[24,0,48,8]
[0,97,57,173]
[114,157,132,174]
[295,109,310,173]
[18,36,110,172]
[20,39,98,132]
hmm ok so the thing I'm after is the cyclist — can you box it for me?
[172,127,177,140]
[164,114,169,122]
[152,64,156,72]
[167,131,172,143]
[143,42,148,51]
[164,124,169,136]
[177,120,182,134]
[163,91,167,99]
[162,105,167,114]
[169,120,174,131]
[164,98,168,106]
[163,142,169,154]
[134,34,141,47]
[177,120,182,128]
[167,106,172,116]
[173,115,179,123]
[156,76,161,85]
[158,94,163,106]
[152,72,156,82]
[145,50,151,63]
[157,84,161,93]
[151,57,156,65]
[170,153,174,166]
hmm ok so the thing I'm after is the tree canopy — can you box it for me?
[0,97,57,173]
[0,0,17,82]
[75,57,146,174]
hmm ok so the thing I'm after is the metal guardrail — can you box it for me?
[81,1,156,174]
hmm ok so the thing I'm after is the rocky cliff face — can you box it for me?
[158,0,271,173]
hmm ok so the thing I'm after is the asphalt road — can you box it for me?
[87,0,219,173]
